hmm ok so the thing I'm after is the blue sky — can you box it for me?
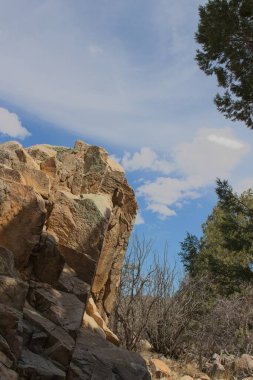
[0,0,253,267]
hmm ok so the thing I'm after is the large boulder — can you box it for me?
[0,140,147,379]
[67,328,151,380]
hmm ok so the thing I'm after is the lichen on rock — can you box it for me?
[0,140,149,379]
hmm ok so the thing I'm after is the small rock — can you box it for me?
[150,358,171,378]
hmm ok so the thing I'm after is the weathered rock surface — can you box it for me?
[67,328,150,380]
[84,296,120,345]
[0,140,149,379]
[0,362,18,380]
[58,264,90,304]
[18,348,66,380]
[0,178,46,270]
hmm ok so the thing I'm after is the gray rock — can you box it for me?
[57,264,90,304]
[31,233,65,285]
[0,247,18,277]
[0,275,28,310]
[18,348,65,380]
[0,362,18,380]
[0,304,23,360]
[27,283,85,333]
[67,328,151,380]
[23,303,75,367]
[0,334,16,365]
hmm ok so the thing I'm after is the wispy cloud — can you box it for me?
[174,128,249,186]
[0,107,30,138]
[0,0,242,151]
[207,134,244,150]
[121,147,174,174]
[121,128,250,218]
[148,202,176,219]
[0,0,252,223]
[138,177,200,219]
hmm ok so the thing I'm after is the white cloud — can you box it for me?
[121,147,174,174]
[137,177,198,206]
[0,1,252,223]
[174,128,249,186]
[207,134,244,149]
[135,212,145,225]
[0,0,245,151]
[0,108,30,138]
[138,177,200,218]
[147,203,176,219]
[127,128,250,218]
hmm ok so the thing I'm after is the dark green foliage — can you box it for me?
[196,0,253,128]
[179,233,201,277]
[215,179,253,253]
[180,179,253,297]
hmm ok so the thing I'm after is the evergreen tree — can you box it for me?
[179,233,201,277]
[180,179,253,297]
[196,0,253,128]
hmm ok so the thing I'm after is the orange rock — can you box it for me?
[150,358,171,377]
[85,297,120,345]
[0,139,143,379]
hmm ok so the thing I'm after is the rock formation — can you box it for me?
[0,140,150,379]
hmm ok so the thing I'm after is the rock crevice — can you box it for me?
[0,140,150,379]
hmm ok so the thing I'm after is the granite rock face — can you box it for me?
[0,140,150,379]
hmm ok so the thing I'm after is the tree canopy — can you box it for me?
[195,0,253,128]
[180,179,253,297]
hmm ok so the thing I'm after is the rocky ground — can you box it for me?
[140,342,253,380]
